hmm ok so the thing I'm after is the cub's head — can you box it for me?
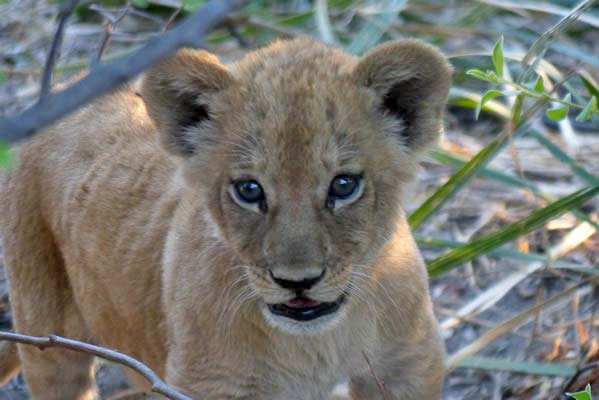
[143,38,451,335]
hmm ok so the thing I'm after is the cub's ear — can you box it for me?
[353,39,452,152]
[142,49,235,156]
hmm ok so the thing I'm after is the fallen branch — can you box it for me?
[0,0,247,143]
[0,331,192,400]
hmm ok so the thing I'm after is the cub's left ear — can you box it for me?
[353,39,452,152]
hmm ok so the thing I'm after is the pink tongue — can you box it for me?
[286,297,321,308]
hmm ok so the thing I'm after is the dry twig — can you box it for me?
[362,351,391,400]
[0,331,192,400]
[91,3,132,63]
[0,0,247,143]
[39,0,80,99]
[163,1,185,32]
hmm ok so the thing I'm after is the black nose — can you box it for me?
[269,270,325,291]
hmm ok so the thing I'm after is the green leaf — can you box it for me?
[130,0,149,8]
[546,107,568,121]
[276,12,313,26]
[408,125,529,230]
[427,185,599,276]
[492,36,504,78]
[486,71,500,83]
[576,96,598,122]
[466,69,492,82]
[580,72,599,99]
[546,93,571,121]
[475,90,504,120]
[533,75,545,93]
[566,384,593,400]
[0,142,13,168]
[464,69,500,83]
[449,87,512,119]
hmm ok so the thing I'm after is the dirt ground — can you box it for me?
[1,1,598,399]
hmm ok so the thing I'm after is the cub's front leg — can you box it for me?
[349,304,445,399]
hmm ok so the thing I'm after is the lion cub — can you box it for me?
[0,37,451,399]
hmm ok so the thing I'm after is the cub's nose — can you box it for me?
[269,269,325,291]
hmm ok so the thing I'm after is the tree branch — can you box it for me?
[0,0,247,144]
[90,3,132,64]
[39,0,80,99]
[163,1,184,32]
[0,331,192,400]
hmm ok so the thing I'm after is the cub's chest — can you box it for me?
[264,324,376,398]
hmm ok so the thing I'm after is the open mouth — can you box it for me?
[267,295,346,321]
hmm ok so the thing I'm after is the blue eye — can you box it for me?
[328,175,360,200]
[234,180,264,204]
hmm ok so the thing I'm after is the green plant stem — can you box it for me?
[499,77,585,109]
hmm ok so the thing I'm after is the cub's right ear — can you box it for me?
[141,49,235,156]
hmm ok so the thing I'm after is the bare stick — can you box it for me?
[362,351,392,400]
[225,22,250,48]
[40,0,80,99]
[0,0,247,143]
[163,1,184,32]
[92,3,131,63]
[0,331,192,400]
[96,22,114,63]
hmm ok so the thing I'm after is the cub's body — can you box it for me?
[0,38,451,399]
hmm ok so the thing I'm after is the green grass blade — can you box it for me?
[429,147,538,191]
[408,125,529,230]
[429,147,599,231]
[457,356,576,377]
[314,0,338,45]
[475,0,599,28]
[546,40,599,69]
[520,47,548,85]
[427,185,599,276]
[529,130,599,186]
[0,142,13,168]
[416,236,597,274]
[517,0,598,68]
[580,71,599,99]
[346,0,407,55]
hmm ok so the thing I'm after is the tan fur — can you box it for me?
[0,341,19,385]
[0,37,451,400]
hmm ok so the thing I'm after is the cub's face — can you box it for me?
[143,38,451,334]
